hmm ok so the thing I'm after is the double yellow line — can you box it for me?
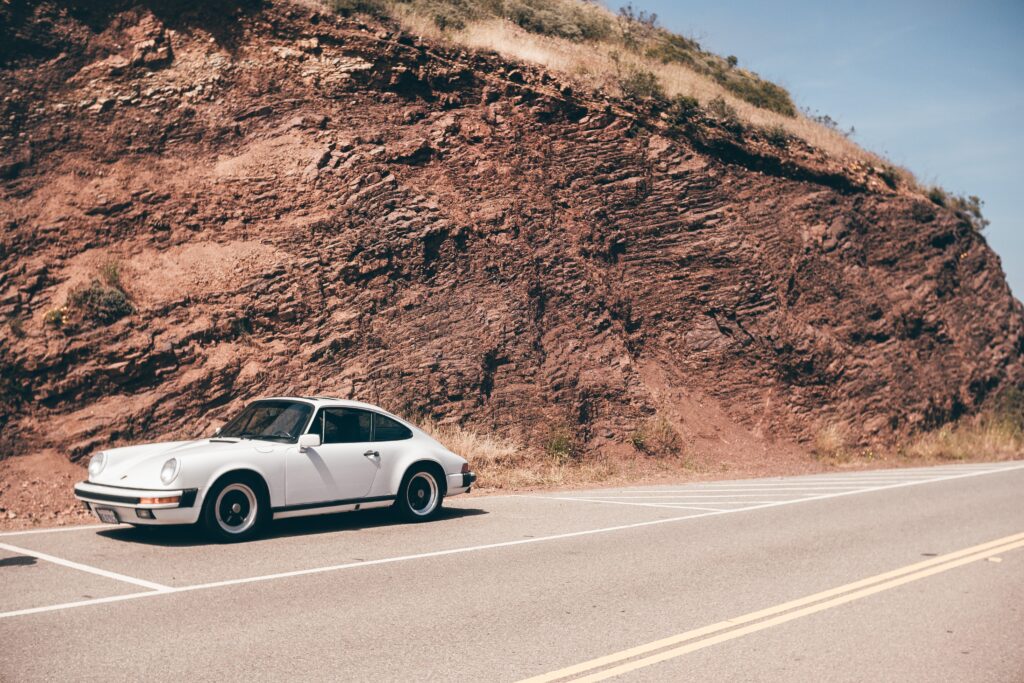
[520,531,1024,682]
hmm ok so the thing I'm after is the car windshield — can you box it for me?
[217,400,313,443]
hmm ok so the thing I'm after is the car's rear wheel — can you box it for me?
[395,466,444,521]
[202,474,269,542]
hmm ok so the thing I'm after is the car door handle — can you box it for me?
[363,450,380,458]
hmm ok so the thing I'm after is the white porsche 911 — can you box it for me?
[73,397,476,542]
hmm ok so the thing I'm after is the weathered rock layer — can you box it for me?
[2,0,1022,460]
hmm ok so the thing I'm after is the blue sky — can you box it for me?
[611,0,1023,298]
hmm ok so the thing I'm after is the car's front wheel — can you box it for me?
[395,466,444,521]
[202,474,270,543]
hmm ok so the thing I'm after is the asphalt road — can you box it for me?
[1,461,1022,682]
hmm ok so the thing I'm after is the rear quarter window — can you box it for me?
[374,414,413,441]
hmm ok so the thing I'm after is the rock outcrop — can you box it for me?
[1,0,1021,461]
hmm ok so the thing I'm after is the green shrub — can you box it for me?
[664,93,701,126]
[544,425,577,463]
[619,68,664,101]
[327,0,390,17]
[707,95,738,121]
[645,33,699,67]
[498,0,610,41]
[928,187,989,231]
[726,55,737,68]
[927,186,947,207]
[392,0,478,30]
[99,260,122,289]
[717,72,795,117]
[877,165,899,190]
[67,280,133,325]
[764,124,788,148]
[949,193,989,232]
[630,416,681,457]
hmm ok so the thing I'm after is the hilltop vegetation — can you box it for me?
[326,0,897,159]
[333,0,794,109]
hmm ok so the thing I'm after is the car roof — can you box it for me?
[257,396,395,413]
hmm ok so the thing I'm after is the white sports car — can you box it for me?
[73,397,476,541]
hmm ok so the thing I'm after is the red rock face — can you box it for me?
[1,0,1021,461]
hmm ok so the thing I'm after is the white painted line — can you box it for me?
[602,485,876,491]
[2,462,1022,621]
[531,496,728,512]
[576,499,813,506]
[0,542,172,592]
[0,591,161,619]
[627,484,874,489]
[0,524,106,538]
[742,475,953,480]
[572,491,859,497]
[689,480,939,486]
[670,501,804,506]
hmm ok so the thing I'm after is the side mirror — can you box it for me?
[298,433,321,451]
[214,427,222,436]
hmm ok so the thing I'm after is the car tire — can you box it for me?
[201,473,270,543]
[394,465,445,522]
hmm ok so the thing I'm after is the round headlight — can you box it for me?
[88,452,107,478]
[160,458,180,485]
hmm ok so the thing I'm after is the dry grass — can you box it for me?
[813,397,1024,465]
[418,419,708,490]
[418,415,717,491]
[417,419,609,489]
[629,415,682,458]
[812,423,849,460]
[385,10,895,167]
[903,416,1024,462]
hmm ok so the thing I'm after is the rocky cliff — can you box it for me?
[2,0,1022,463]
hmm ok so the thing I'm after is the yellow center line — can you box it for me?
[519,531,1024,683]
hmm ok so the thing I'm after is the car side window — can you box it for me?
[322,408,372,444]
[373,414,412,441]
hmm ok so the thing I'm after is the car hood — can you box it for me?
[88,438,281,488]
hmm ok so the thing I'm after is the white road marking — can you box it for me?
[533,496,728,512]
[0,591,161,619]
[525,467,1024,515]
[711,478,951,484]
[1,462,1021,621]
[0,524,106,538]
[561,493,839,499]
[0,542,172,592]
[660,501,812,506]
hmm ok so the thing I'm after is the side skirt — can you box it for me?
[271,495,395,520]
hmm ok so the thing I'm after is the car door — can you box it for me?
[286,407,380,507]
[367,412,415,495]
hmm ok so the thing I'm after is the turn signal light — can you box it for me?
[139,496,180,505]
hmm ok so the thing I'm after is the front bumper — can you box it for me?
[73,481,200,525]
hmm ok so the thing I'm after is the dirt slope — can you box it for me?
[1,0,1022,468]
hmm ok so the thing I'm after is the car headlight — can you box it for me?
[160,458,180,485]
[88,452,107,478]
